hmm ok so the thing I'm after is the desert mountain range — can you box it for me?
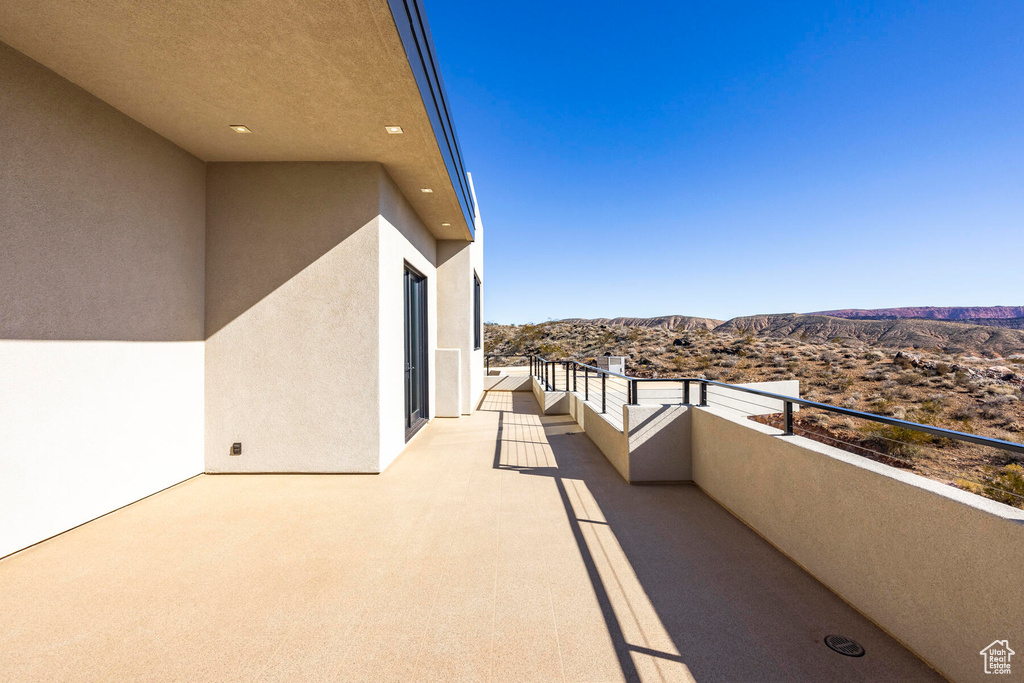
[810,305,1024,330]
[812,305,1024,320]
[550,307,1024,356]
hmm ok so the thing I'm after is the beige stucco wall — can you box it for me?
[437,239,483,414]
[0,41,206,556]
[625,404,692,482]
[567,393,630,480]
[484,373,532,391]
[0,41,205,339]
[692,406,1024,683]
[204,163,439,473]
[377,170,438,468]
[435,173,484,416]
[434,349,462,417]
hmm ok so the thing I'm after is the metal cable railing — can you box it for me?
[527,354,1024,505]
[528,354,1024,455]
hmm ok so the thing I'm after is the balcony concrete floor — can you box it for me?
[0,391,941,682]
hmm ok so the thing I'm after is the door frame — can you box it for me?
[404,263,429,441]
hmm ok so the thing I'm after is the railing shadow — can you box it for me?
[484,390,934,683]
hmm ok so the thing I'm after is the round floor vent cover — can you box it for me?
[825,635,865,657]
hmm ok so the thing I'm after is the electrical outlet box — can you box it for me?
[231,442,242,456]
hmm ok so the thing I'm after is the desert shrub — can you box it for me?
[861,423,933,457]
[934,362,953,375]
[536,343,565,358]
[951,406,977,420]
[895,371,923,386]
[806,412,831,426]
[979,464,1024,508]
[980,401,1008,421]
[863,351,884,362]
[870,397,894,414]
[894,386,915,400]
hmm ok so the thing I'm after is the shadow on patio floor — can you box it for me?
[481,390,940,683]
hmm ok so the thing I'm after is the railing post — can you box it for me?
[700,381,708,407]
[629,379,638,405]
[683,380,690,405]
[565,362,570,391]
[784,401,794,435]
[585,368,589,401]
[601,373,607,413]
[486,356,490,374]
[572,363,577,392]
[545,362,550,390]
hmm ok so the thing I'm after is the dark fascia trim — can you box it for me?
[388,0,476,238]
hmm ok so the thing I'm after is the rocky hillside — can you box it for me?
[555,315,721,330]
[812,305,1024,320]
[716,314,1024,357]
[520,313,1024,357]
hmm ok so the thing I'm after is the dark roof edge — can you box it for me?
[387,0,476,239]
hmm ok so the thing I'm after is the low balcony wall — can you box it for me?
[534,376,692,483]
[531,375,570,414]
[692,406,1024,683]
[567,394,691,483]
[484,371,532,391]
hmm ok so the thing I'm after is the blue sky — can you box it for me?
[426,1,1023,323]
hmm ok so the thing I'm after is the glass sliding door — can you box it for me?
[404,265,429,439]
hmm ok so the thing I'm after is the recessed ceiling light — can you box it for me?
[229,125,252,133]
[441,222,451,227]
[420,188,433,193]
[385,125,404,134]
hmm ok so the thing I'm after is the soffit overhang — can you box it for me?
[0,0,474,240]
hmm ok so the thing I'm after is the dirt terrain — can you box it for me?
[485,317,1024,508]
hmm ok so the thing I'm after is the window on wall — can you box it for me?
[473,272,482,350]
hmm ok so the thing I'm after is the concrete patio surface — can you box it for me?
[0,391,941,682]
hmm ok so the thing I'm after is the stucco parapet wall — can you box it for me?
[484,372,532,391]
[691,405,1024,683]
[531,376,570,415]
[624,404,692,483]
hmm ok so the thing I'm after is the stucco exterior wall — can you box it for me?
[0,41,206,556]
[204,163,386,473]
[692,406,1024,683]
[204,163,439,473]
[0,41,205,340]
[377,170,438,469]
[437,238,483,415]
[435,173,484,416]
